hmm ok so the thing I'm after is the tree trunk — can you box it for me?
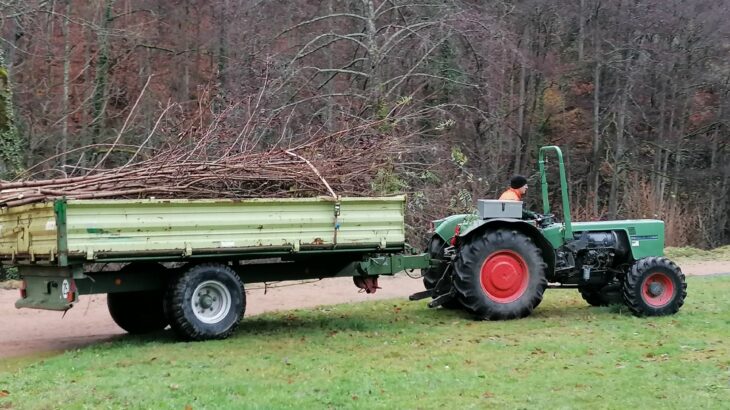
[608,60,632,219]
[578,0,585,61]
[0,48,22,178]
[708,114,721,246]
[719,143,730,247]
[652,81,667,208]
[658,80,678,210]
[60,0,72,168]
[670,94,691,200]
[521,70,542,173]
[326,0,336,130]
[363,0,380,111]
[182,0,191,103]
[217,0,228,96]
[590,36,601,214]
[514,28,529,174]
[91,0,114,145]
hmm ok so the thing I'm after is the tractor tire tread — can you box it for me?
[622,256,687,316]
[578,287,609,307]
[454,229,547,320]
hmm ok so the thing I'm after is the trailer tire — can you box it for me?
[623,257,686,316]
[107,263,168,334]
[108,290,168,334]
[166,263,245,341]
[454,229,547,320]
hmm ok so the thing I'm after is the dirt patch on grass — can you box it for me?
[1,260,728,360]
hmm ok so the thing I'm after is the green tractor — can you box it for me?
[417,146,687,319]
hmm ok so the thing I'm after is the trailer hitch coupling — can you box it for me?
[354,276,380,294]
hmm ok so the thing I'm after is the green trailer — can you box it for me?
[0,196,431,340]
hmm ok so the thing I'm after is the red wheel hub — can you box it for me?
[641,272,675,307]
[479,250,529,303]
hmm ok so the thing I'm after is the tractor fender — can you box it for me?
[458,218,556,278]
[431,214,471,243]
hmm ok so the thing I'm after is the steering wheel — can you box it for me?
[537,213,556,227]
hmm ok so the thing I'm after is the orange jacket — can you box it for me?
[499,188,523,201]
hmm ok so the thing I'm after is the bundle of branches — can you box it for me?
[0,125,399,208]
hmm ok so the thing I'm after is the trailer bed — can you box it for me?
[0,196,406,265]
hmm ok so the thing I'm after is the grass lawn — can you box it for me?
[1,275,729,409]
[665,245,730,261]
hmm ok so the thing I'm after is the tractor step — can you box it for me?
[409,290,432,301]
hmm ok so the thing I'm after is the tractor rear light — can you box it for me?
[450,225,461,246]
[19,280,27,299]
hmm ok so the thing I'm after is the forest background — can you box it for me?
[0,0,728,248]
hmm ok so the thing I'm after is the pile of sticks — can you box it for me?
[0,132,394,208]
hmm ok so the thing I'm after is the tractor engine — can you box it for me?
[555,231,630,285]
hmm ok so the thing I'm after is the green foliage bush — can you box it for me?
[0,265,19,281]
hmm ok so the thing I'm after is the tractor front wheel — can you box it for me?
[623,257,687,316]
[454,229,547,320]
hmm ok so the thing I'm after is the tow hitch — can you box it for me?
[410,247,457,308]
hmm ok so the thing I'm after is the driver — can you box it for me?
[499,175,528,201]
[499,175,539,220]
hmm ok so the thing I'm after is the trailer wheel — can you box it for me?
[623,257,686,316]
[454,229,547,320]
[108,291,168,334]
[165,263,245,341]
[107,263,168,334]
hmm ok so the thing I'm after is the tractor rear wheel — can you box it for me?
[454,229,547,320]
[623,257,686,316]
[422,236,447,290]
